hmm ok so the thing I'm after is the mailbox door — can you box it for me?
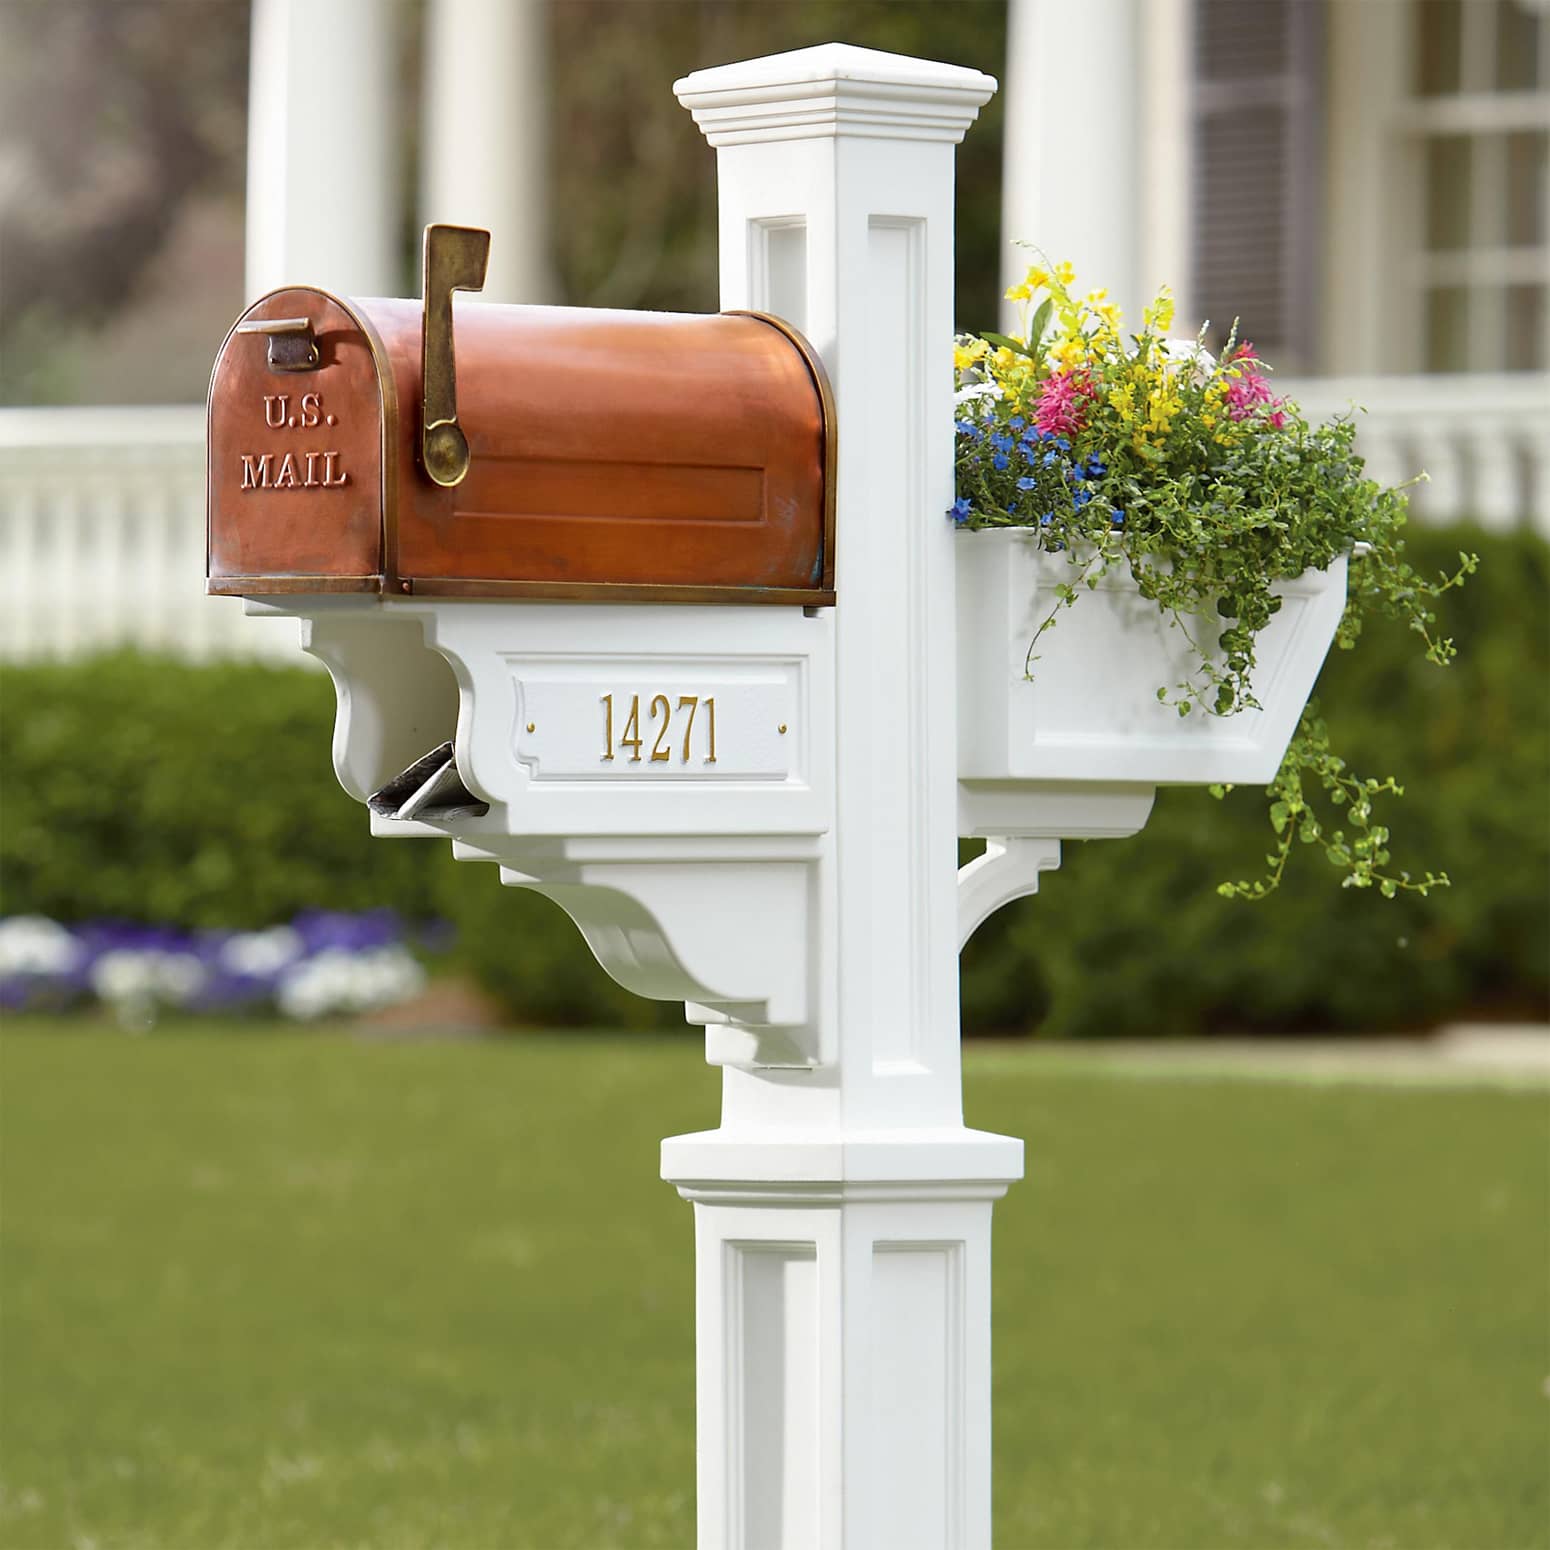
[207,289,388,593]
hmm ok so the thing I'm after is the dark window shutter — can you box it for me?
[1192,0,1324,371]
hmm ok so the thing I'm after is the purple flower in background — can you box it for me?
[292,908,402,956]
[0,909,433,1026]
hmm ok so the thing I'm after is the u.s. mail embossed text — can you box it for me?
[239,392,349,490]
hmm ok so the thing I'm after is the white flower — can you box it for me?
[89,950,206,1008]
[276,946,425,1019]
[0,916,81,976]
[219,926,304,979]
[1158,338,1216,384]
[954,381,1003,409]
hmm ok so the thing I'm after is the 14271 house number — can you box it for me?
[602,693,718,764]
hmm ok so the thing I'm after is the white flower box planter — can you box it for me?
[956,529,1349,789]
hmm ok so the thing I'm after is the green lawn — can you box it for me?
[2,1024,1545,1550]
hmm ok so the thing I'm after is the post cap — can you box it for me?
[675,42,997,147]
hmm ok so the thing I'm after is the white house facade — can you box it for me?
[0,0,1544,662]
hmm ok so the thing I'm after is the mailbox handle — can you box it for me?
[420,224,491,488]
[234,316,319,373]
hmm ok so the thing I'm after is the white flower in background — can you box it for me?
[1158,337,1217,384]
[90,950,206,1009]
[0,917,81,976]
[276,946,426,1020]
[219,926,304,979]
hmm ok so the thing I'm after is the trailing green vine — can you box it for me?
[951,260,1476,898]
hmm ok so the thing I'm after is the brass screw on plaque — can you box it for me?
[526,722,537,733]
[778,723,788,734]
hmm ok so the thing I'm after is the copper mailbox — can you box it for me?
[207,227,834,605]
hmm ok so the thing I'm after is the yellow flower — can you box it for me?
[1050,336,1085,369]
[1085,288,1108,304]
[1054,261,1077,287]
[1004,283,1032,302]
[953,338,990,371]
[1096,302,1122,331]
[1027,266,1050,290]
[1142,289,1176,333]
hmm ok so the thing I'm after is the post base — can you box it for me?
[663,1130,1021,1550]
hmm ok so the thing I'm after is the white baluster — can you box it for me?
[1472,433,1523,533]
[1411,426,1468,526]
[1353,422,1417,499]
[1525,426,1550,540]
[0,480,38,659]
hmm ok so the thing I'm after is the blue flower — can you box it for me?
[1055,436,1071,451]
[948,497,973,525]
[1009,415,1027,431]
[1016,476,1037,491]
[1042,450,1059,468]
[1110,508,1126,527]
[992,453,1010,471]
[1073,487,1092,509]
[955,419,981,439]
[1040,512,1054,526]
[1086,456,1107,478]
[991,432,1013,454]
[1070,464,1087,482]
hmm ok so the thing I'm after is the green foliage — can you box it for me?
[963,527,1549,1036]
[0,653,431,928]
[955,268,1479,897]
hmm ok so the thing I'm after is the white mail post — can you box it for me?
[207,43,1344,1550]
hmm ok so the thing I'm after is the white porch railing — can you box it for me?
[0,407,305,664]
[0,378,1544,664]
[1279,372,1550,537]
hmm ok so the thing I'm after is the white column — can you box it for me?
[421,0,556,303]
[667,47,1020,1550]
[1138,0,1194,322]
[1001,0,1143,331]
[245,0,405,300]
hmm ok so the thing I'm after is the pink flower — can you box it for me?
[1035,369,1097,437]
[1225,343,1286,428]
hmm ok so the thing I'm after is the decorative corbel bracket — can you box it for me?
[957,836,1062,949]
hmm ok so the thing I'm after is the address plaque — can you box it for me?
[509,657,801,783]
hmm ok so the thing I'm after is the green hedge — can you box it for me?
[2,526,1544,1034]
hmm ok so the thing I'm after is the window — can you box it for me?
[1408,0,1550,372]
[1191,0,1324,371]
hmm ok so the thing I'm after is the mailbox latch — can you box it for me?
[233,316,320,373]
[420,223,491,488]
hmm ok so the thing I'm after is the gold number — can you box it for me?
[620,695,643,762]
[676,696,698,763]
[649,695,672,761]
[601,690,719,766]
